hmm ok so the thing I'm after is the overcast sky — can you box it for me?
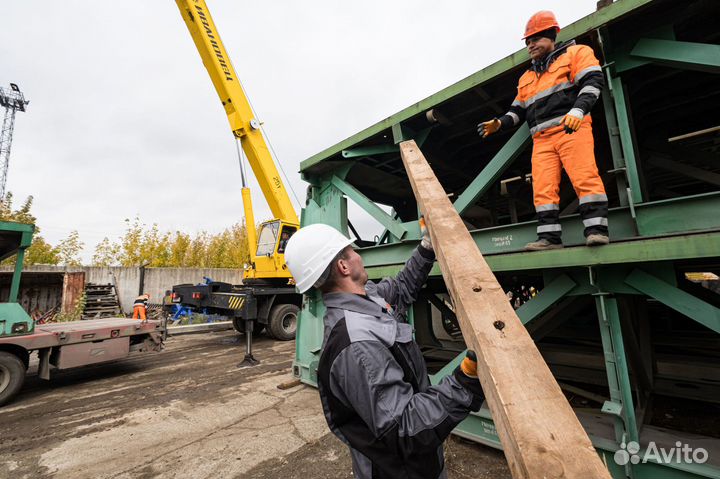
[1,1,596,262]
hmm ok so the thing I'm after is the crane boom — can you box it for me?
[176,0,298,225]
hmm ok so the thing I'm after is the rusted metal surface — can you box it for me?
[61,272,85,314]
[0,271,63,318]
[55,337,130,369]
[0,266,244,317]
[0,318,163,350]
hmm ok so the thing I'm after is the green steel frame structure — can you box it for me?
[294,1,720,477]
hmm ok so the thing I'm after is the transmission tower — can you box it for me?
[0,83,30,199]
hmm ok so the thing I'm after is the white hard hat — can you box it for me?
[284,223,354,293]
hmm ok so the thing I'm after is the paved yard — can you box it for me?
[0,330,510,478]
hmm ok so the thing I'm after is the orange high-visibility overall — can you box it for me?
[132,295,148,320]
[503,41,608,243]
[132,305,146,320]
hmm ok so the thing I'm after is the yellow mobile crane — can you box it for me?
[172,0,301,365]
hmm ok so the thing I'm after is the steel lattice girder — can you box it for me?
[294,0,720,477]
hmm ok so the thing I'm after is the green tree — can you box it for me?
[117,217,144,266]
[169,231,192,266]
[57,230,84,266]
[25,236,60,265]
[92,237,120,266]
[92,217,251,268]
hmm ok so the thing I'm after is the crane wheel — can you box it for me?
[268,304,299,341]
[0,351,27,407]
[232,318,265,336]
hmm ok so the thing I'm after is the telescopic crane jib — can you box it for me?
[175,0,299,284]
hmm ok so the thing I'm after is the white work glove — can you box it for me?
[419,216,432,250]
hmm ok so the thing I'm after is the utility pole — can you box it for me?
[0,83,30,199]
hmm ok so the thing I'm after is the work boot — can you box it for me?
[586,234,610,246]
[524,239,564,251]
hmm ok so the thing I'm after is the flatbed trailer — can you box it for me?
[0,221,164,406]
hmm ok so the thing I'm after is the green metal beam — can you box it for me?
[430,275,576,383]
[517,273,577,326]
[599,67,629,206]
[635,192,720,236]
[364,230,720,279]
[414,127,433,147]
[295,180,350,385]
[631,38,720,74]
[341,144,397,159]
[359,193,720,272]
[340,127,434,159]
[608,75,643,205]
[625,269,720,334]
[8,247,26,303]
[0,220,35,236]
[596,295,639,455]
[392,123,433,147]
[648,155,720,188]
[609,26,675,74]
[330,175,408,240]
[392,123,413,144]
[369,193,720,264]
[454,124,531,215]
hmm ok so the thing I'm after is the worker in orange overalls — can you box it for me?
[478,11,609,251]
[132,293,150,320]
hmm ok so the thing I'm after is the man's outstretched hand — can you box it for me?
[419,216,432,251]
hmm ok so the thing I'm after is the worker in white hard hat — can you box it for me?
[285,222,484,479]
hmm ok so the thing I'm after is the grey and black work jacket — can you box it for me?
[317,246,483,479]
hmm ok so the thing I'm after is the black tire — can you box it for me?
[0,351,27,407]
[232,317,264,336]
[263,322,275,340]
[267,304,299,341]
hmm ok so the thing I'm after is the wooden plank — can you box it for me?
[399,140,611,479]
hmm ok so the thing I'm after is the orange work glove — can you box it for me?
[477,118,501,138]
[460,350,478,377]
[562,108,584,134]
[453,350,483,409]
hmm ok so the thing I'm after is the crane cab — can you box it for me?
[243,220,298,284]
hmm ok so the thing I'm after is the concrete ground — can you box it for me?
[0,330,511,478]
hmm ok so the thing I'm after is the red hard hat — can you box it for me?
[523,11,560,40]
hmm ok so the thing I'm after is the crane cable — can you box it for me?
[235,139,248,188]
[234,75,303,210]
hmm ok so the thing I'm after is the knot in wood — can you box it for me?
[493,320,505,331]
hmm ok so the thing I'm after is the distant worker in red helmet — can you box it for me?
[478,10,609,251]
[132,293,150,320]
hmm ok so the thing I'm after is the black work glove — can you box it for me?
[452,350,484,411]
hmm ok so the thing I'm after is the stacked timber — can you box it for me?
[82,283,122,319]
